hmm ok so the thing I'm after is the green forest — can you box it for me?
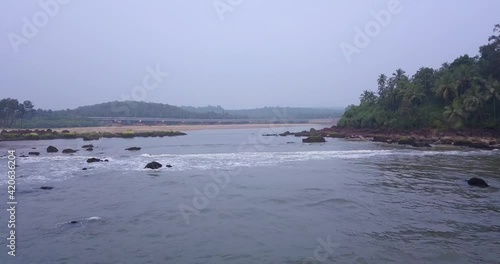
[0,100,343,129]
[338,24,500,130]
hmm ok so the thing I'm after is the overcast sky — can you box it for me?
[1,0,499,110]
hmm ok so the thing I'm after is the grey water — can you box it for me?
[0,126,499,264]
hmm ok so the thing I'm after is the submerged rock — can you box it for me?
[166,164,173,168]
[47,145,58,153]
[40,186,54,190]
[302,136,326,143]
[467,177,489,188]
[82,144,94,148]
[125,147,142,151]
[62,148,78,154]
[70,221,79,224]
[145,161,162,169]
[28,151,40,156]
[86,147,93,151]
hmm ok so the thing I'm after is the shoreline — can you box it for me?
[0,123,321,142]
[53,123,321,133]
[287,126,500,150]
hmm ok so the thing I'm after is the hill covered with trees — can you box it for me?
[338,24,500,130]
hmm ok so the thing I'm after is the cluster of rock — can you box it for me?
[0,129,187,141]
[283,127,500,150]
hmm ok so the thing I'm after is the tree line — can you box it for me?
[339,24,500,130]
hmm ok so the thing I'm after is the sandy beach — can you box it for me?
[55,123,324,133]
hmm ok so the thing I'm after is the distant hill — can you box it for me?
[181,106,344,119]
[69,101,231,119]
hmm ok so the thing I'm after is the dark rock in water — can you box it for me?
[70,221,79,224]
[145,161,162,169]
[104,159,109,162]
[47,145,58,153]
[86,147,93,151]
[262,133,278,137]
[19,155,29,158]
[286,142,295,144]
[125,147,142,151]
[62,148,78,154]
[40,186,54,190]
[279,131,293,137]
[467,177,489,188]
[28,151,40,156]
[302,136,326,143]
[87,158,102,163]
[82,144,94,148]
[32,147,36,149]
[166,164,173,168]
[82,168,88,171]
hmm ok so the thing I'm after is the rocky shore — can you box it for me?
[0,129,186,141]
[287,126,500,150]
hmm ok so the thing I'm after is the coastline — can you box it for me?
[54,123,321,133]
[0,123,322,142]
[287,126,500,150]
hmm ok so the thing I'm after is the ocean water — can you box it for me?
[0,126,499,264]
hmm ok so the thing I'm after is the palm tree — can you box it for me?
[485,79,500,122]
[443,99,468,128]
[463,84,487,121]
[435,73,455,103]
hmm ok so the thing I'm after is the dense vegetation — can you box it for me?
[339,24,500,130]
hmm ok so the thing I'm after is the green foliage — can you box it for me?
[339,24,500,130]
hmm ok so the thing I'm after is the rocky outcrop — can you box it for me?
[62,149,78,154]
[302,136,326,143]
[82,144,94,148]
[125,147,142,151]
[85,147,93,151]
[47,146,58,153]
[145,161,162,169]
[28,152,40,156]
[40,186,54,190]
[467,177,489,188]
[86,157,108,163]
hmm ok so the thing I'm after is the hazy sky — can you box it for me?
[1,0,499,110]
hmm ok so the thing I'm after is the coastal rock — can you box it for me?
[61,130,70,133]
[467,177,489,188]
[70,221,79,224]
[125,147,142,151]
[262,133,278,137]
[40,186,54,190]
[145,161,162,169]
[87,158,102,163]
[82,168,88,170]
[82,144,94,148]
[28,151,40,156]
[412,142,432,148]
[19,155,29,158]
[279,131,293,137]
[62,148,78,154]
[86,147,93,151]
[47,145,59,153]
[166,164,173,168]
[302,136,326,143]
[398,137,416,146]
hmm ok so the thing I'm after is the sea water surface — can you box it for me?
[0,126,499,264]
